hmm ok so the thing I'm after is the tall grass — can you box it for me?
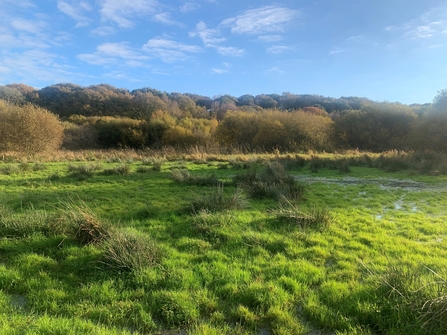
[234,162,305,201]
[365,262,447,334]
[191,184,247,212]
[58,200,111,245]
[0,206,55,237]
[102,230,163,272]
[272,198,334,231]
[67,163,102,180]
[171,169,220,186]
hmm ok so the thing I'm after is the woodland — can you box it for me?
[1,83,446,154]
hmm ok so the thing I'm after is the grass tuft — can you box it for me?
[68,163,102,180]
[102,230,163,272]
[171,169,219,186]
[59,200,111,245]
[102,164,131,175]
[191,184,247,212]
[191,209,234,236]
[272,198,334,230]
[234,162,305,200]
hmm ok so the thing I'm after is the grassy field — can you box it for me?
[1,151,447,334]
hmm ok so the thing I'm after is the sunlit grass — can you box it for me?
[0,152,446,333]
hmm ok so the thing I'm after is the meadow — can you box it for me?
[1,150,447,334]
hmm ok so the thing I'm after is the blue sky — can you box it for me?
[1,0,446,104]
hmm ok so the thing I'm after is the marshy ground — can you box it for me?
[1,151,447,334]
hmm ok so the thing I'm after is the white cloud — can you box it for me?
[0,32,50,49]
[0,49,80,84]
[190,21,226,46]
[91,26,116,36]
[78,42,149,66]
[258,35,283,43]
[329,48,345,55]
[346,35,363,41]
[386,5,447,41]
[99,0,159,28]
[404,25,436,39]
[11,18,46,33]
[215,46,245,57]
[77,53,116,65]
[57,1,92,27]
[189,21,244,56]
[98,42,148,60]
[267,45,294,54]
[266,66,285,75]
[53,31,72,45]
[212,68,228,74]
[221,5,299,35]
[153,12,185,27]
[3,0,35,8]
[180,2,198,13]
[143,38,202,62]
[144,38,201,52]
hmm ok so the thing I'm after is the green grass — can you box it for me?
[0,153,447,334]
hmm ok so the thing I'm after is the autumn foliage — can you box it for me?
[0,100,63,153]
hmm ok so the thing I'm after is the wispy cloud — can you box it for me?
[0,33,49,49]
[0,49,80,84]
[385,5,447,42]
[78,42,149,66]
[11,18,46,33]
[189,21,244,56]
[57,1,92,28]
[91,26,116,36]
[212,62,231,74]
[258,35,283,43]
[190,21,226,46]
[221,5,299,35]
[153,12,185,27]
[266,66,285,75]
[215,46,245,57]
[190,5,297,57]
[143,38,201,62]
[180,2,198,13]
[267,45,294,54]
[3,0,35,9]
[346,35,363,41]
[212,68,228,74]
[99,0,160,28]
[329,48,345,55]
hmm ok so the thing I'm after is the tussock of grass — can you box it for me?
[0,164,21,175]
[68,163,102,180]
[191,184,247,212]
[32,162,47,171]
[136,166,151,173]
[59,200,111,245]
[102,230,163,272]
[234,162,305,200]
[191,209,234,235]
[272,198,334,230]
[364,262,447,334]
[171,169,219,186]
[101,164,131,175]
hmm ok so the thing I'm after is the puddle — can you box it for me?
[10,294,28,309]
[295,176,447,192]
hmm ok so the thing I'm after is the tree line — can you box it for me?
[0,83,446,154]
